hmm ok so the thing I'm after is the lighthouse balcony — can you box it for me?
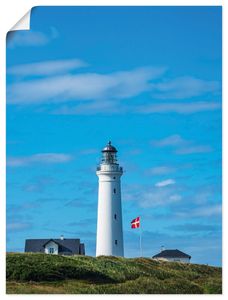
[97,164,123,172]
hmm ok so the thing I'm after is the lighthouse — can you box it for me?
[96,141,124,257]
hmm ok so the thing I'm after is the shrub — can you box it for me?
[6,253,222,294]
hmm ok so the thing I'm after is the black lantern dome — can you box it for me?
[101,141,117,164]
[102,141,117,153]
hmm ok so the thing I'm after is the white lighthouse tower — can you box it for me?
[96,141,124,257]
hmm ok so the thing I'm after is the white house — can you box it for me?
[152,249,191,263]
[44,240,59,255]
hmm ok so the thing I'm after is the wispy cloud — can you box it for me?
[140,189,182,208]
[52,100,122,115]
[7,222,33,232]
[155,179,175,187]
[7,27,59,48]
[167,223,221,233]
[193,186,219,205]
[7,67,166,105]
[80,148,98,155]
[52,100,221,116]
[8,59,88,77]
[7,31,48,48]
[7,153,73,167]
[22,176,55,193]
[67,217,96,228]
[151,134,188,147]
[64,198,97,210]
[150,76,221,99]
[176,204,222,218]
[6,202,40,216]
[145,166,177,175]
[193,204,222,217]
[151,134,213,155]
[175,145,212,155]
[7,60,221,116]
[124,183,182,208]
[127,149,142,155]
[138,101,221,114]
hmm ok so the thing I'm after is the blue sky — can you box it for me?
[6,6,222,266]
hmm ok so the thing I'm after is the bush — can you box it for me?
[6,253,222,294]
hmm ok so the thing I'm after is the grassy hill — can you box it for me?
[6,253,222,294]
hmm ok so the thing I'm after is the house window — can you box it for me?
[49,248,54,254]
[114,214,117,220]
[115,240,118,245]
[113,188,116,194]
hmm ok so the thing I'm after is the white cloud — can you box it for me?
[7,60,221,117]
[51,100,221,116]
[7,27,59,48]
[22,177,55,193]
[140,188,182,208]
[155,179,176,187]
[193,190,214,205]
[7,222,32,231]
[146,166,177,175]
[80,148,98,155]
[138,101,221,114]
[176,204,222,218]
[193,204,222,217]
[151,134,188,147]
[124,183,182,208]
[7,67,166,105]
[169,194,182,201]
[175,145,212,155]
[7,68,165,104]
[7,153,73,167]
[52,100,121,115]
[8,59,88,76]
[7,31,49,48]
[167,223,220,232]
[151,134,213,155]
[151,76,221,99]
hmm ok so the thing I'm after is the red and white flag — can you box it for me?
[131,216,140,229]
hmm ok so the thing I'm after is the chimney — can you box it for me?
[161,245,165,252]
[60,235,64,240]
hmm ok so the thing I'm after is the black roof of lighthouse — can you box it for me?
[102,141,117,153]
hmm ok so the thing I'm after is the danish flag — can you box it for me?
[131,216,140,229]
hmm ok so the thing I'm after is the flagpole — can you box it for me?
[139,217,142,257]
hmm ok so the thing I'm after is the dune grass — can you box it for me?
[6,253,222,294]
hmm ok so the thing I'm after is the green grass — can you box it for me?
[6,253,222,294]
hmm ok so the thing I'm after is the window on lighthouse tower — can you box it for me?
[113,188,116,194]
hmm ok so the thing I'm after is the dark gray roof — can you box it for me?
[25,238,84,255]
[102,141,117,153]
[153,249,191,259]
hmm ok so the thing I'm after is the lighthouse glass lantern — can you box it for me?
[101,141,117,164]
[96,141,124,257]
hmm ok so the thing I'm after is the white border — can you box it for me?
[10,10,31,31]
[0,0,225,299]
